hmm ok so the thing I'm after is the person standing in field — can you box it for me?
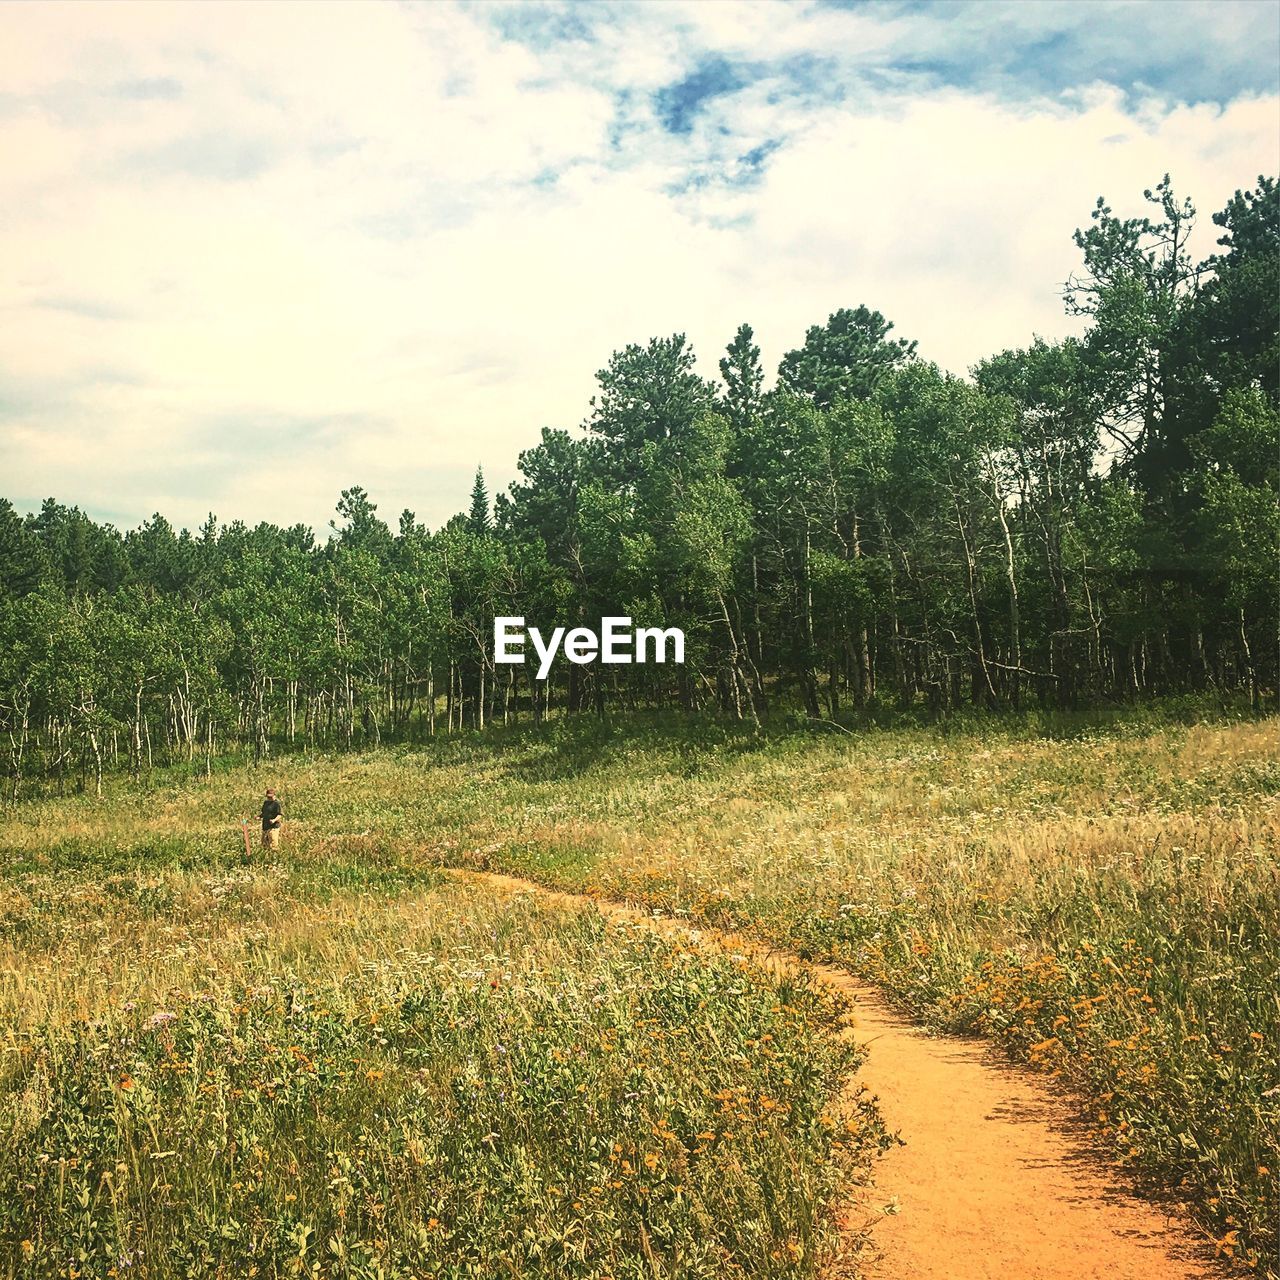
[261,788,283,852]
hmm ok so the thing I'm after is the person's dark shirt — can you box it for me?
[261,798,282,830]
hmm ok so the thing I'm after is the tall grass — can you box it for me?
[0,852,886,1277]
[3,708,1276,1271]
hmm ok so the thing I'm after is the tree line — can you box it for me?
[1,175,1276,795]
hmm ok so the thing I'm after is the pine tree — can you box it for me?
[468,467,491,535]
[719,322,764,434]
[778,306,917,408]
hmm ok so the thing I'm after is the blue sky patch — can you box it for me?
[654,57,752,135]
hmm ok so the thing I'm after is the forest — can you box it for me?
[1,175,1276,795]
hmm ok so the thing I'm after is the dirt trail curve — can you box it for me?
[451,868,1220,1280]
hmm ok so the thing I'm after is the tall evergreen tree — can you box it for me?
[778,306,917,408]
[587,335,716,483]
[719,323,765,434]
[468,467,491,535]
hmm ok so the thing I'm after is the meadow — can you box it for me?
[1,705,1277,1275]
[0,839,885,1277]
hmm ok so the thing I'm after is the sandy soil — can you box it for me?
[453,868,1222,1280]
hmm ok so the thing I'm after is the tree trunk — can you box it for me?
[1239,608,1258,710]
[953,491,998,706]
[990,470,1021,709]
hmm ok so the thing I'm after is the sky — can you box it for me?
[2,0,1277,535]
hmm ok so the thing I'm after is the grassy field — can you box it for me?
[2,706,1277,1274]
[0,837,886,1277]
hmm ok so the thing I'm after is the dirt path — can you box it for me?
[451,868,1219,1280]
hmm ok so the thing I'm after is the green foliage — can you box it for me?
[468,466,491,535]
[587,334,716,474]
[0,174,1276,791]
[0,860,882,1278]
[719,322,765,435]
[1200,176,1279,403]
[778,306,917,407]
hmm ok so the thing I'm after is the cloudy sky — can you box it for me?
[2,0,1277,534]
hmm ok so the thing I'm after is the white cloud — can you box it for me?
[0,0,1275,532]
